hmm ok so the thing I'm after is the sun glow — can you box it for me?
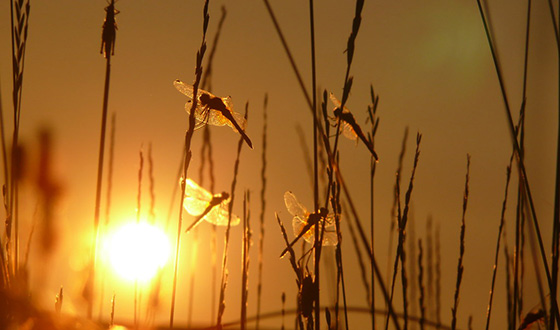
[106,222,171,282]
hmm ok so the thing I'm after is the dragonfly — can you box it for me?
[279,191,338,258]
[329,92,378,161]
[174,80,253,149]
[183,178,240,233]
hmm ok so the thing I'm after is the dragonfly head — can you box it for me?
[318,207,329,218]
[199,93,211,104]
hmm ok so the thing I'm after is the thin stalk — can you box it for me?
[134,149,144,328]
[89,1,117,318]
[418,239,425,330]
[485,164,513,330]
[256,94,268,330]
[217,102,249,327]
[514,0,531,327]
[476,3,560,324]
[262,0,313,109]
[451,155,470,330]
[307,0,320,327]
[170,1,210,327]
[550,0,560,325]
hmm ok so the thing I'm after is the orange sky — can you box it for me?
[0,1,558,329]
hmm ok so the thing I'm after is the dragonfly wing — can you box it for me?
[205,202,240,226]
[329,92,341,107]
[174,80,200,100]
[184,179,213,215]
[293,216,315,244]
[284,191,308,219]
[343,123,359,141]
[204,109,230,127]
[228,110,247,132]
[183,101,210,129]
[298,221,339,246]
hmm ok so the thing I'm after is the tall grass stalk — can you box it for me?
[385,133,422,330]
[97,112,116,320]
[306,0,322,327]
[9,0,31,275]
[216,102,249,327]
[418,239,425,330]
[241,191,251,330]
[88,0,117,318]
[334,161,402,330]
[549,0,560,326]
[262,0,312,109]
[513,0,531,326]
[435,223,441,329]
[388,128,409,284]
[169,1,210,327]
[256,94,268,330]
[134,149,144,328]
[450,155,470,330]
[367,85,380,330]
[475,3,560,325]
[484,164,512,330]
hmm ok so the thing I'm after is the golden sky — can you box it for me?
[0,0,558,329]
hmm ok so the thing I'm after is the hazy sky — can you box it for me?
[0,0,558,329]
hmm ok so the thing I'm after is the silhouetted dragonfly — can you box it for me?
[183,178,239,233]
[279,191,338,258]
[329,92,378,160]
[174,80,253,149]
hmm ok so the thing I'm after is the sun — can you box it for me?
[105,222,171,282]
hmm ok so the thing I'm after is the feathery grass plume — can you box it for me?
[217,102,249,327]
[385,133,422,330]
[54,286,63,313]
[200,6,227,91]
[426,217,434,323]
[8,0,31,273]
[170,1,210,327]
[88,0,118,319]
[476,3,560,324]
[148,144,156,223]
[367,85,380,330]
[418,240,425,330]
[281,292,286,330]
[134,148,144,329]
[241,191,251,330]
[435,223,441,330]
[485,164,513,330]
[407,213,418,330]
[450,154,470,330]
[256,94,268,330]
[36,129,62,256]
[387,128,409,283]
[276,213,302,282]
[110,293,115,327]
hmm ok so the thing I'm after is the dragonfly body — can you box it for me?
[183,179,239,232]
[330,93,378,160]
[174,80,253,149]
[279,191,337,258]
